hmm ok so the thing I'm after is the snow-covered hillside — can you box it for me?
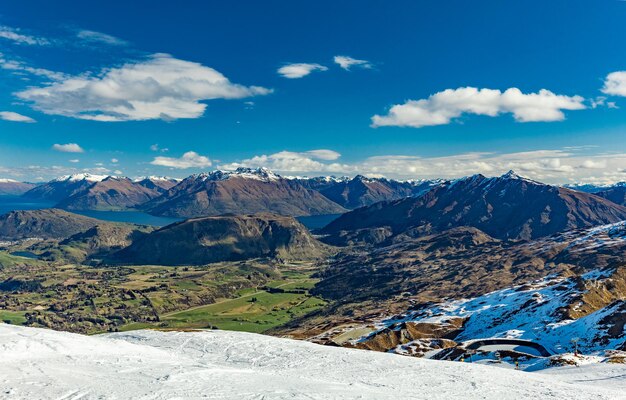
[0,324,624,399]
[366,268,625,355]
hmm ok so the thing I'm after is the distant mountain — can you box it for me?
[0,209,103,239]
[21,174,108,203]
[114,213,329,265]
[295,175,443,209]
[321,171,626,244]
[142,168,347,218]
[56,176,178,211]
[0,179,36,196]
[562,183,609,193]
[596,183,626,206]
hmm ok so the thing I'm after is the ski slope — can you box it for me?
[0,324,624,400]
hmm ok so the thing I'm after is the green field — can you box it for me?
[0,252,326,335]
[121,277,326,333]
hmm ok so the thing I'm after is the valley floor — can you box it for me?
[1,324,624,400]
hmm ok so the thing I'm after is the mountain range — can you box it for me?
[22,174,178,211]
[11,168,445,217]
[321,171,626,244]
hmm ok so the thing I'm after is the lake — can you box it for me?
[0,196,341,229]
[296,213,342,229]
[0,196,180,227]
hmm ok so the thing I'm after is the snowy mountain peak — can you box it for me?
[501,170,521,179]
[52,173,110,183]
[0,178,18,183]
[192,168,282,183]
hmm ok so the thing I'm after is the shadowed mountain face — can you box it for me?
[0,209,104,239]
[57,177,176,211]
[142,168,347,218]
[114,213,329,265]
[596,184,626,206]
[296,175,442,209]
[321,171,626,244]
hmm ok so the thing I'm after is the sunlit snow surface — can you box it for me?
[1,324,624,399]
[371,272,624,354]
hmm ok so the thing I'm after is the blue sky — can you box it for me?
[1,0,626,183]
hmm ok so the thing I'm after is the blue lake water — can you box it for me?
[0,196,341,229]
[296,213,342,229]
[0,196,180,227]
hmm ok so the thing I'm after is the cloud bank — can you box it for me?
[151,151,212,169]
[217,148,626,185]
[372,87,586,128]
[17,53,272,121]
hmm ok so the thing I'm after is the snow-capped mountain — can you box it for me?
[140,168,347,218]
[22,174,107,203]
[52,173,111,183]
[55,176,176,211]
[321,170,626,243]
[294,174,444,209]
[0,324,623,399]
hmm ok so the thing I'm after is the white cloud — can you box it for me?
[0,52,64,81]
[220,150,349,173]
[52,143,84,153]
[111,158,119,163]
[16,53,272,121]
[0,111,35,123]
[602,71,626,97]
[77,30,127,46]
[372,87,586,128]
[277,63,328,79]
[217,147,626,184]
[333,55,372,70]
[150,151,212,169]
[69,159,80,163]
[0,25,49,45]
[305,149,341,160]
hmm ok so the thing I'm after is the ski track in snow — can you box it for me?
[0,324,624,399]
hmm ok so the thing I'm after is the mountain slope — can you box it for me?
[0,324,623,399]
[310,175,441,209]
[142,168,347,218]
[322,171,626,243]
[355,268,626,358]
[114,213,329,265]
[0,209,104,240]
[56,177,176,210]
[596,184,626,206]
[0,180,36,196]
[21,174,108,203]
